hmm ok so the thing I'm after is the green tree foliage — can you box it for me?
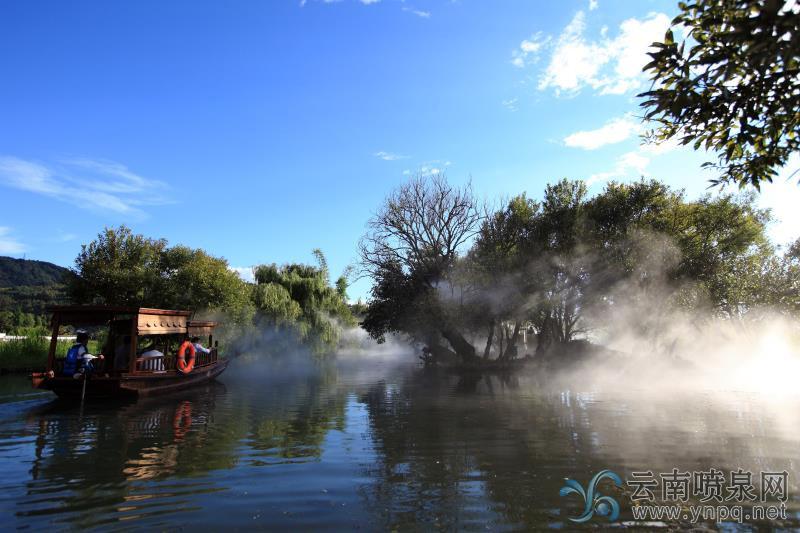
[0,309,50,335]
[69,226,167,306]
[252,282,302,324]
[68,226,253,324]
[361,175,787,366]
[253,251,356,353]
[66,227,351,354]
[639,0,800,188]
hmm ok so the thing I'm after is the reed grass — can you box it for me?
[0,337,75,372]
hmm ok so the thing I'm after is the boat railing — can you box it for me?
[48,349,220,375]
[136,355,168,373]
[194,349,218,368]
[133,348,218,374]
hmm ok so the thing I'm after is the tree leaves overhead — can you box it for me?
[639,0,800,189]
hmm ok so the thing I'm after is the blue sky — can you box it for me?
[1,0,798,301]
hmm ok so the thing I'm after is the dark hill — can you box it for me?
[0,256,72,315]
[0,256,70,287]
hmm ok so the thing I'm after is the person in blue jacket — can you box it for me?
[62,332,104,378]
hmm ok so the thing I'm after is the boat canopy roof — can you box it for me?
[47,305,218,335]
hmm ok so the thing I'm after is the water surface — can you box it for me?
[1,357,798,530]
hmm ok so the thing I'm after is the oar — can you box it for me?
[77,371,87,419]
[79,354,101,408]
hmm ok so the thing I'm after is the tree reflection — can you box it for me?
[16,366,348,528]
[358,369,800,529]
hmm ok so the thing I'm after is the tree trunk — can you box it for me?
[536,314,553,357]
[501,321,521,360]
[428,341,459,365]
[440,325,477,363]
[483,319,495,359]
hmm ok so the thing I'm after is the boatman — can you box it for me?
[63,331,104,378]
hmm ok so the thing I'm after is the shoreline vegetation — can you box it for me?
[358,176,799,369]
[0,226,359,372]
[1,175,799,374]
[0,336,74,373]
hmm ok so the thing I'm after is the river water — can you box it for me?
[1,355,798,530]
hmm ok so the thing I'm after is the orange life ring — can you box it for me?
[177,341,196,373]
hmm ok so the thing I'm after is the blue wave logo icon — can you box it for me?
[559,469,622,523]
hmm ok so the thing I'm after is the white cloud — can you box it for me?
[759,153,800,246]
[404,159,452,176]
[511,32,549,68]
[0,156,170,217]
[538,12,608,93]
[0,227,25,255]
[618,150,650,173]
[589,0,599,10]
[534,11,670,96]
[564,116,640,150]
[360,0,380,3]
[402,6,430,18]
[374,151,409,161]
[502,98,518,111]
[520,40,542,53]
[639,137,679,155]
[588,149,651,185]
[229,266,255,283]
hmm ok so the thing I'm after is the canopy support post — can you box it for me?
[128,317,138,374]
[47,314,60,372]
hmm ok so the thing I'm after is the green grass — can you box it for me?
[0,337,76,372]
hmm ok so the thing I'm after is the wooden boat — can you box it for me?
[31,305,229,400]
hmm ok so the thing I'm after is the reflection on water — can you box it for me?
[0,359,798,530]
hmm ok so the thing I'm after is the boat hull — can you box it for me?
[34,359,229,401]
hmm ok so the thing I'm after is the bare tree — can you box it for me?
[358,173,483,363]
[359,173,482,279]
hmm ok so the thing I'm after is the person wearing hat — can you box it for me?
[63,331,104,378]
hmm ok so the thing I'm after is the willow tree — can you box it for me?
[253,250,355,354]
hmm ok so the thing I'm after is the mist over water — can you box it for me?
[1,338,799,530]
[428,225,800,401]
[2,282,799,529]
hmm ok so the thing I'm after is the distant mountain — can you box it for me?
[0,257,72,315]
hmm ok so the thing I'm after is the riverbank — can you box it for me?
[0,336,75,373]
[428,339,619,373]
